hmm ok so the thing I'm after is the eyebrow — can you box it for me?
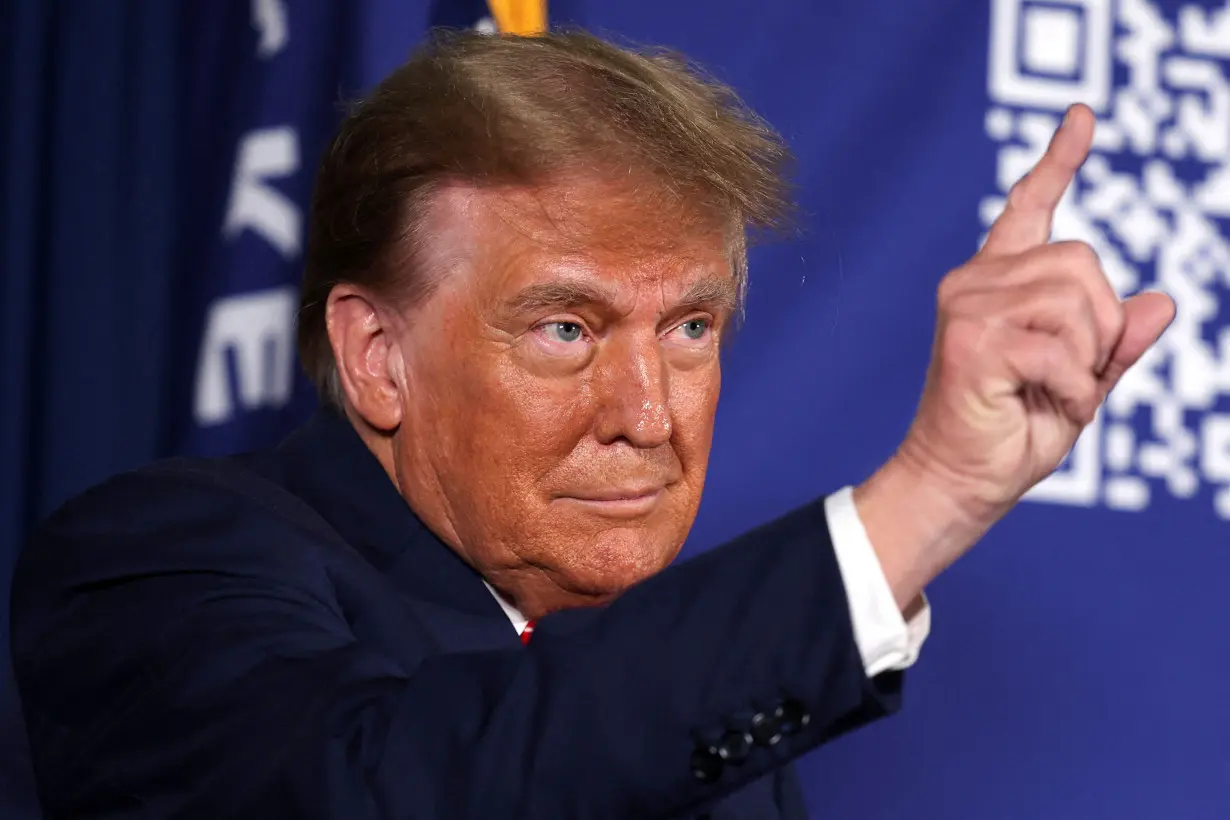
[677,277,739,313]
[505,276,739,316]
[506,281,618,315]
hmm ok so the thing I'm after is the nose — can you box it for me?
[592,334,672,448]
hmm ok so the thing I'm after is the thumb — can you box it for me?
[1098,291,1177,393]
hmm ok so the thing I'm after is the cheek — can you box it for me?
[440,356,590,490]
[670,361,721,470]
[419,352,592,567]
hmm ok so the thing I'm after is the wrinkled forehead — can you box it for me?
[494,175,737,253]
[417,175,742,293]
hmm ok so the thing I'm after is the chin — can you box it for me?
[548,524,683,598]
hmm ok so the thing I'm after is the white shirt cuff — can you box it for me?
[825,486,931,678]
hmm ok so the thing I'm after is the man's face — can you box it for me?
[389,179,735,615]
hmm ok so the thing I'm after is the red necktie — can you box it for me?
[520,619,536,645]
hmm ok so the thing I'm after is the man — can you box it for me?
[10,31,1173,819]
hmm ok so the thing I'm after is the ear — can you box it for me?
[325,284,404,432]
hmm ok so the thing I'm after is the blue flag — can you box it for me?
[171,1,362,456]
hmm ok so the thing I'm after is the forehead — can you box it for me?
[420,177,737,304]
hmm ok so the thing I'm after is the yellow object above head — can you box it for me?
[486,0,547,35]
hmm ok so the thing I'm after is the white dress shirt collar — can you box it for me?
[482,580,530,636]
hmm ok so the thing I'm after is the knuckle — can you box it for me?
[1054,239,1100,270]
[1060,321,1099,367]
[1038,330,1086,377]
[1005,177,1034,212]
[1035,275,1084,303]
[1023,278,1089,323]
[936,268,970,306]
[1042,336,1077,370]
[939,315,991,360]
[1060,280,1096,318]
[936,276,958,307]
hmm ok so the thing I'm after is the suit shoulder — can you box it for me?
[16,456,341,614]
[32,455,292,540]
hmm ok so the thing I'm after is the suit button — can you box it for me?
[776,698,810,735]
[717,730,751,764]
[690,745,723,783]
[749,711,782,747]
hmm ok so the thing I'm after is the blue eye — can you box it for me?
[679,318,709,340]
[543,322,584,343]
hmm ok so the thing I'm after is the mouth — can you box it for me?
[556,487,667,518]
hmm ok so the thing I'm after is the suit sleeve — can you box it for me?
[10,470,902,819]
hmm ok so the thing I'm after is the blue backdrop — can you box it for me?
[3,0,1228,817]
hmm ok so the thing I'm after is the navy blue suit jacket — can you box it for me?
[10,410,902,818]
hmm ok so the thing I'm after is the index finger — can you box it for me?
[980,104,1095,258]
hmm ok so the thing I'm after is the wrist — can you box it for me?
[852,452,989,609]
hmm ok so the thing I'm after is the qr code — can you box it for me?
[982,0,1230,518]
